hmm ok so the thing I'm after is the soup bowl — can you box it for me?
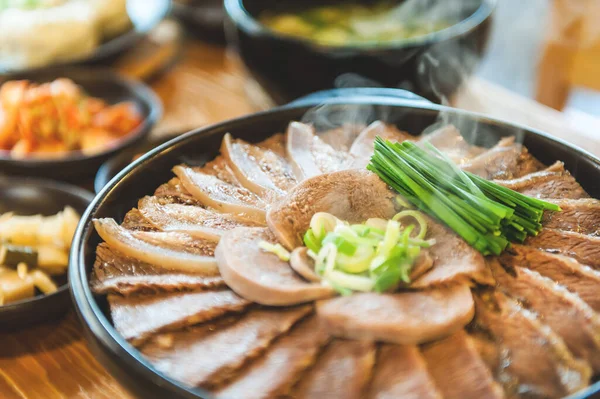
[70,88,600,398]
[225,0,496,104]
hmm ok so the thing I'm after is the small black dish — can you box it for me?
[0,178,93,331]
[172,0,226,44]
[0,67,162,182]
[94,133,182,193]
[225,0,495,104]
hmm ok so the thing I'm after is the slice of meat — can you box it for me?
[267,169,397,249]
[289,247,321,283]
[421,330,504,399]
[121,208,158,231]
[94,218,219,275]
[131,230,216,256]
[410,215,494,288]
[197,156,240,185]
[257,132,287,156]
[291,340,375,399]
[350,121,414,168]
[319,124,365,151]
[489,259,600,372]
[418,125,485,164]
[91,244,224,295]
[173,165,266,224]
[154,177,200,206]
[473,291,591,398]
[286,121,353,180]
[500,244,600,311]
[461,137,544,180]
[221,133,297,202]
[215,227,334,305]
[108,290,249,345]
[214,316,331,399]
[526,228,600,268]
[316,284,474,345]
[138,196,257,241]
[141,306,311,389]
[543,198,600,235]
[367,345,442,399]
[494,162,589,199]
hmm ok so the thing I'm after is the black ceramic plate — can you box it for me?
[0,0,171,74]
[0,68,162,182]
[0,178,93,331]
[70,88,600,398]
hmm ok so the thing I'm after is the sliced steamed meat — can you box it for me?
[197,156,240,185]
[141,305,311,389]
[494,162,589,199]
[473,291,591,398]
[173,165,266,224]
[418,125,485,164]
[421,330,504,399]
[489,259,600,372]
[154,177,202,206]
[108,290,249,346]
[215,227,334,306]
[121,208,158,231]
[138,196,258,241]
[525,228,600,268]
[410,215,494,288]
[291,339,376,399]
[289,247,321,283]
[367,345,442,399]
[316,284,474,345]
[286,121,353,180]
[542,198,600,235]
[350,121,414,168]
[500,244,600,311]
[91,244,224,295]
[267,169,397,249]
[318,124,365,151]
[221,133,297,202]
[93,219,219,275]
[214,316,331,399]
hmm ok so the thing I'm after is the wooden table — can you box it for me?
[3,35,600,399]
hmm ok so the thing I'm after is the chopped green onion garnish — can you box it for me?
[258,241,291,262]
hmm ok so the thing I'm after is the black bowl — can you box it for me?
[70,88,600,398]
[0,178,93,331]
[172,0,226,44]
[0,0,172,74]
[225,0,495,105]
[0,68,162,182]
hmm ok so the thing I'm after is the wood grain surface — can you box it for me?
[3,22,600,399]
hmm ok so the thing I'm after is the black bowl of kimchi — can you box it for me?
[70,88,600,398]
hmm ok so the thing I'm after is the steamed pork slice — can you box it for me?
[154,177,201,206]
[267,169,397,249]
[411,216,494,288]
[500,244,600,311]
[121,208,158,231]
[93,219,219,275]
[215,227,334,305]
[316,284,474,345]
[173,165,266,224]
[141,305,311,389]
[214,316,331,399]
[489,259,600,372]
[350,121,414,168]
[289,247,321,283]
[138,196,257,241]
[473,292,591,398]
[221,134,297,202]
[367,345,442,399]
[197,156,240,185]
[421,330,504,399]
[542,198,600,235]
[418,125,485,164]
[108,290,250,345]
[495,162,589,199]
[291,340,376,399]
[319,124,365,151]
[286,121,353,180]
[525,228,600,268]
[91,244,224,295]
[461,137,544,180]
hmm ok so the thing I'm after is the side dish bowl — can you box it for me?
[225,0,495,104]
[0,178,93,330]
[0,68,162,182]
[70,88,600,398]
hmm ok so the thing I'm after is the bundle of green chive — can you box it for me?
[367,138,561,256]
